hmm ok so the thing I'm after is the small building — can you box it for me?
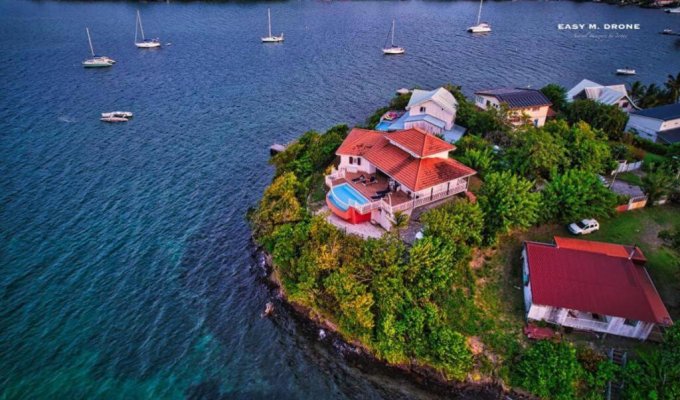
[325,127,476,230]
[566,79,638,112]
[522,237,672,340]
[377,87,467,142]
[626,103,680,144]
[474,87,552,127]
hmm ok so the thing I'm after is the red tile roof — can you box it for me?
[525,239,672,325]
[554,236,646,263]
[386,128,455,157]
[336,128,476,191]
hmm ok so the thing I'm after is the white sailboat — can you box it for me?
[616,68,636,76]
[467,0,492,33]
[261,8,284,43]
[135,10,161,48]
[382,19,405,55]
[82,28,114,68]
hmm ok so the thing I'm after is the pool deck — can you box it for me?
[331,172,411,207]
[316,206,386,239]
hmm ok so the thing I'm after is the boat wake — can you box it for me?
[58,116,76,123]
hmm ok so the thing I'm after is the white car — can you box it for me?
[568,219,600,235]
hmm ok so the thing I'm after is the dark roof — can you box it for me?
[658,127,680,144]
[631,103,680,121]
[474,87,552,109]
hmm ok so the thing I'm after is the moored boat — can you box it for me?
[101,116,129,123]
[616,68,636,75]
[101,111,133,119]
[83,28,114,68]
[382,19,405,55]
[135,10,161,48]
[261,8,284,43]
[468,0,492,33]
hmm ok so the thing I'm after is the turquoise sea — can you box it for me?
[1,1,678,398]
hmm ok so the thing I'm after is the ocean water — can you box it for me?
[1,1,677,399]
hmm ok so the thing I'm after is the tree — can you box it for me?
[391,211,410,235]
[505,125,569,179]
[427,327,472,380]
[478,171,541,240]
[421,200,485,247]
[405,236,467,300]
[457,147,496,177]
[513,341,583,400]
[250,172,304,241]
[541,169,617,222]
[665,72,680,104]
[545,120,614,174]
[642,167,677,204]
[566,99,629,141]
[541,83,568,113]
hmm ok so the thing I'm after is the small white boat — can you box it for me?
[396,88,411,95]
[101,116,129,123]
[135,10,161,48]
[101,111,133,119]
[616,68,636,76]
[382,19,405,55]
[261,8,284,43]
[83,28,114,68]
[468,0,492,33]
[665,7,680,13]
[662,28,674,35]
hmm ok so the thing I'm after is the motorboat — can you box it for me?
[616,68,636,76]
[101,116,129,123]
[101,111,133,119]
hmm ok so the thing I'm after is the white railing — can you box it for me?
[325,168,346,187]
[379,183,467,216]
[564,316,610,332]
[612,160,643,174]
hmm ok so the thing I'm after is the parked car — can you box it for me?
[568,219,600,235]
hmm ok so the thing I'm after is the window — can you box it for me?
[486,100,491,107]
[534,119,539,127]
[419,106,426,113]
[349,156,354,164]
[624,319,638,327]
[357,158,361,166]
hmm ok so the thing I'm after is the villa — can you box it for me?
[377,87,467,142]
[566,79,638,112]
[522,237,672,340]
[625,103,680,144]
[325,127,476,231]
[474,87,552,127]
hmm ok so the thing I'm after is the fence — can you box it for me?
[611,160,643,175]
[616,195,648,212]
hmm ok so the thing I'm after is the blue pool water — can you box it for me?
[375,121,392,131]
[329,184,370,211]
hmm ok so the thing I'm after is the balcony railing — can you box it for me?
[564,316,610,332]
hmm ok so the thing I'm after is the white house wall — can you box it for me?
[626,115,664,142]
[408,99,456,130]
[338,155,376,174]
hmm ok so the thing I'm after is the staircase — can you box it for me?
[607,348,628,400]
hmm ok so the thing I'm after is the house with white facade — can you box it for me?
[378,87,467,142]
[625,103,680,144]
[325,127,476,230]
[522,237,672,340]
[566,79,638,112]
[474,87,552,127]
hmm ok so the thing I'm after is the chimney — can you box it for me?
[628,245,637,260]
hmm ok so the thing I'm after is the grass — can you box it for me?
[643,152,667,166]
[615,171,643,187]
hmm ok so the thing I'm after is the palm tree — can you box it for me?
[391,211,409,235]
[665,72,680,103]
[630,81,646,103]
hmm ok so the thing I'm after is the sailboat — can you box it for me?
[467,0,492,33]
[82,28,115,68]
[261,8,284,43]
[382,19,405,55]
[135,10,161,48]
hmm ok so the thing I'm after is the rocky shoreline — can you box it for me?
[256,248,537,400]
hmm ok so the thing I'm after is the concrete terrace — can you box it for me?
[316,206,385,239]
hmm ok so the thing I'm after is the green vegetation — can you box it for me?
[251,81,680,399]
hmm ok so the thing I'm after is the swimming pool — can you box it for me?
[375,121,392,131]
[328,183,370,211]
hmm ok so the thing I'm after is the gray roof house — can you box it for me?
[474,88,552,127]
[626,103,680,144]
[566,79,638,112]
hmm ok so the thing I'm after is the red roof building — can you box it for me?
[522,237,672,340]
[327,127,476,230]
